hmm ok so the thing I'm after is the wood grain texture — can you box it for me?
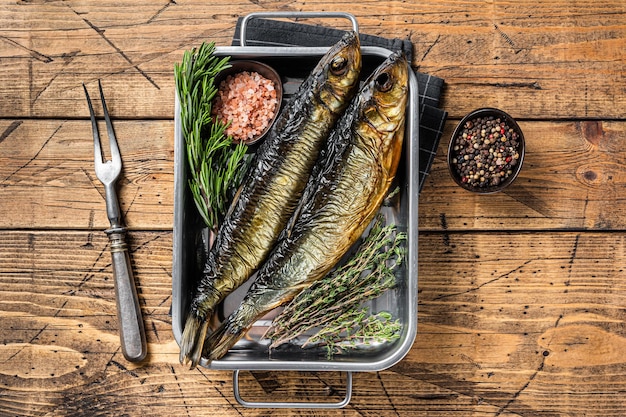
[0,0,623,119]
[1,0,625,415]
[0,119,173,230]
[1,119,625,231]
[420,119,626,231]
[1,230,624,416]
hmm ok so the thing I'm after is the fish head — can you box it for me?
[314,31,362,115]
[357,52,409,174]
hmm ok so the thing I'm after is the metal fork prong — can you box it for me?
[84,81,147,362]
[83,83,106,174]
[98,79,121,170]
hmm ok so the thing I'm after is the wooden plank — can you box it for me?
[412,230,626,416]
[0,0,623,119]
[1,230,624,415]
[420,119,626,231]
[0,119,174,230]
[2,119,625,231]
[1,1,624,415]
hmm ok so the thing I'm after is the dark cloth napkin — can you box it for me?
[233,17,447,192]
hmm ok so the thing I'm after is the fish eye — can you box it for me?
[375,72,393,92]
[330,57,348,75]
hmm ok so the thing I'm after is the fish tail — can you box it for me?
[205,304,258,361]
[179,311,211,369]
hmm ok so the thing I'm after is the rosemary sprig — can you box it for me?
[266,215,406,357]
[174,42,248,231]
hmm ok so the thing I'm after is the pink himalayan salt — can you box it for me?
[212,70,278,142]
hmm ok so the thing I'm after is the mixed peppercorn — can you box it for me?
[450,115,522,190]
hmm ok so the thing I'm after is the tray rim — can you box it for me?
[172,45,419,372]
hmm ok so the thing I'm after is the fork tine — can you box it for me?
[83,83,105,168]
[98,80,121,166]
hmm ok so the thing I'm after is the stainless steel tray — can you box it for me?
[172,12,419,408]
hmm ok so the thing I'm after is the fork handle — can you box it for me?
[107,226,147,362]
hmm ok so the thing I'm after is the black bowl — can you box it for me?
[213,60,283,146]
[447,108,525,194]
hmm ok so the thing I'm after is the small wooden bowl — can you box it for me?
[447,108,525,194]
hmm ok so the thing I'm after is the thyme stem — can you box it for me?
[267,214,406,356]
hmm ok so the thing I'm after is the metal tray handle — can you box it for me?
[239,11,359,47]
[233,370,353,409]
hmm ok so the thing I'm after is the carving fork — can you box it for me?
[84,80,147,362]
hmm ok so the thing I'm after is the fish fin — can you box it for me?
[205,304,259,361]
[224,181,244,220]
[205,318,246,361]
[281,197,305,239]
[179,312,210,369]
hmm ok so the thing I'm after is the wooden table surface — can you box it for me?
[1,1,625,416]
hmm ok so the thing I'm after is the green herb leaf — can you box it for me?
[175,42,248,230]
[266,214,406,357]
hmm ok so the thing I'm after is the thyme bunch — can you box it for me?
[306,311,402,359]
[266,215,406,357]
[175,42,248,230]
